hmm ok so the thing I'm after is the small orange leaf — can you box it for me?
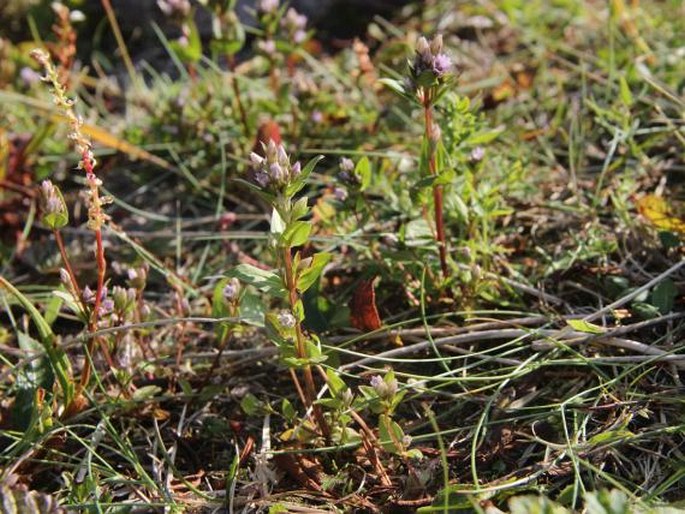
[350,278,382,332]
[252,120,282,156]
[636,194,685,234]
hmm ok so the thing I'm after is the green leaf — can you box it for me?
[465,126,505,145]
[170,18,202,63]
[132,385,162,401]
[378,416,406,454]
[296,252,331,293]
[508,495,570,514]
[228,264,285,298]
[240,291,266,327]
[355,156,372,191]
[240,393,264,416]
[326,369,347,397]
[588,428,634,446]
[270,208,286,235]
[378,78,415,103]
[0,277,73,407]
[286,155,324,197]
[281,398,296,423]
[650,278,677,314]
[291,196,309,221]
[619,76,633,108]
[567,319,606,334]
[282,220,311,247]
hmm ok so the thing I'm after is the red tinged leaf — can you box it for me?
[350,278,382,332]
[252,120,282,156]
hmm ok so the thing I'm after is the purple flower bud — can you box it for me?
[339,158,354,173]
[415,37,430,59]
[432,53,452,76]
[82,286,95,304]
[430,34,444,55]
[277,144,288,165]
[370,375,383,389]
[290,161,301,178]
[59,268,71,286]
[470,146,485,162]
[293,30,307,44]
[310,110,323,123]
[257,39,277,55]
[20,67,41,87]
[250,152,264,167]
[257,0,279,14]
[100,299,114,314]
[278,310,296,328]
[265,139,279,161]
[269,162,285,183]
[333,186,348,201]
[46,196,63,215]
[253,171,270,188]
[222,278,241,302]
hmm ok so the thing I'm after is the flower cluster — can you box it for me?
[249,140,301,192]
[370,374,398,401]
[281,7,307,44]
[411,35,452,81]
[338,158,358,186]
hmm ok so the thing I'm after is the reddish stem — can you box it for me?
[283,245,329,439]
[423,99,449,279]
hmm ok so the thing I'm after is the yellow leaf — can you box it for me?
[636,194,685,234]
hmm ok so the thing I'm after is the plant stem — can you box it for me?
[53,229,83,308]
[228,55,250,139]
[423,98,449,279]
[282,245,329,438]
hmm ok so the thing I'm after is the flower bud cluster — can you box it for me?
[337,157,359,186]
[112,285,137,312]
[412,35,452,79]
[40,180,67,217]
[249,140,301,192]
[370,374,398,401]
[281,8,307,44]
[126,263,149,290]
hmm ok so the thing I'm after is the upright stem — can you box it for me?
[53,229,83,307]
[228,56,250,139]
[282,246,329,438]
[79,150,108,391]
[423,99,449,279]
